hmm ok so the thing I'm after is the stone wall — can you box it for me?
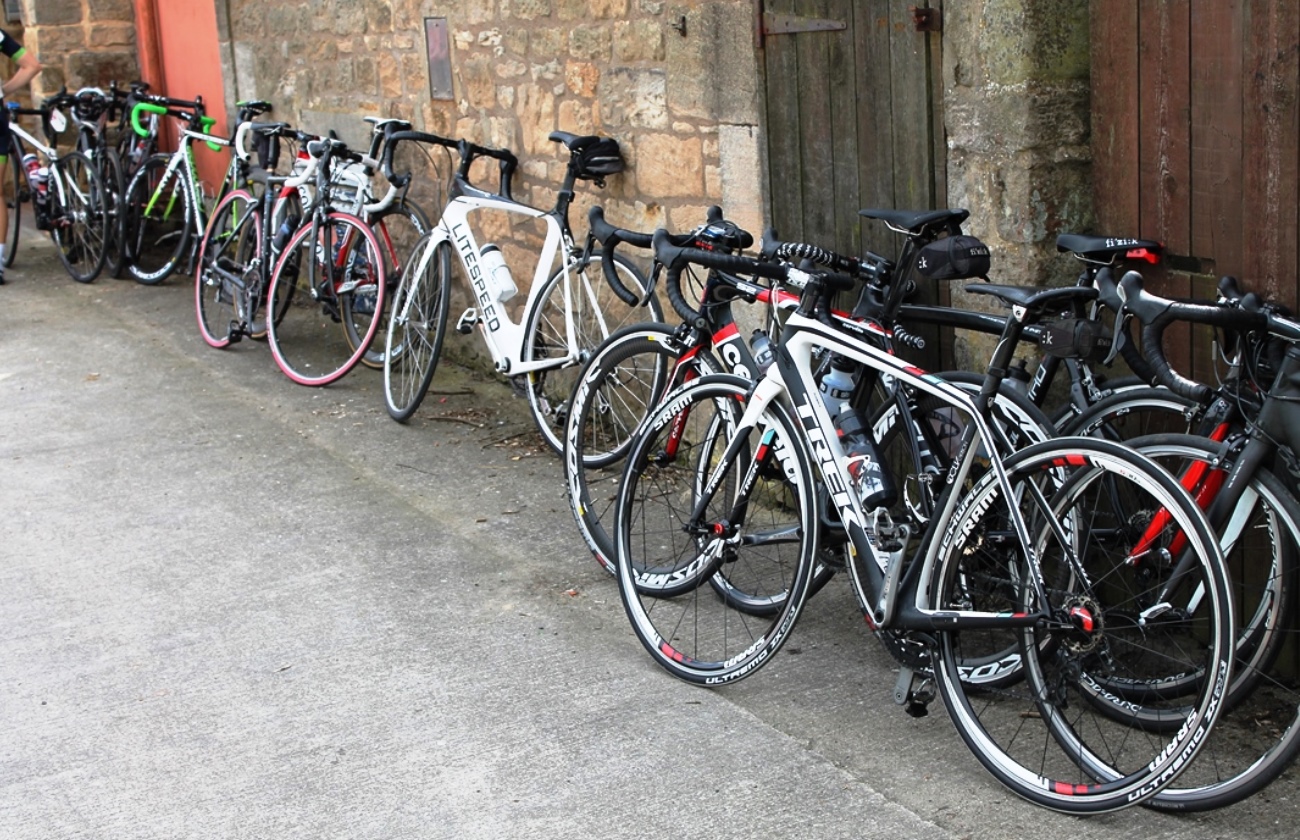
[941,0,1093,368]
[18,0,138,97]
[218,0,763,247]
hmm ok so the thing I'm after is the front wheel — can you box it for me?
[124,153,191,285]
[522,249,662,455]
[98,148,128,279]
[615,374,817,686]
[266,212,386,387]
[50,151,108,283]
[930,437,1234,814]
[357,200,430,369]
[383,233,452,422]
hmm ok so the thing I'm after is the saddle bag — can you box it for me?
[574,137,624,180]
[915,235,991,281]
[1036,317,1112,362]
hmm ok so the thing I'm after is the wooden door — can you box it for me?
[151,0,229,193]
[761,0,945,359]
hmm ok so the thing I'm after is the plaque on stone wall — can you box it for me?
[425,17,453,101]
[4,0,21,24]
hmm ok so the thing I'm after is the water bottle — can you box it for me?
[832,406,896,510]
[33,166,49,204]
[21,153,38,183]
[272,214,299,253]
[817,354,857,417]
[479,243,518,302]
[749,330,774,375]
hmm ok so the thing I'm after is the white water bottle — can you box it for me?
[479,244,518,303]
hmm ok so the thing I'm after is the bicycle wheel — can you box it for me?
[1126,433,1300,812]
[266,211,386,387]
[49,151,108,284]
[124,153,191,285]
[4,144,21,268]
[564,324,701,573]
[355,199,429,369]
[383,233,452,423]
[195,190,261,349]
[98,148,127,279]
[931,437,1234,814]
[615,373,817,686]
[521,248,662,455]
[1058,385,1203,438]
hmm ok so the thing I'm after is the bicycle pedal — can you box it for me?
[456,308,479,334]
[893,667,935,718]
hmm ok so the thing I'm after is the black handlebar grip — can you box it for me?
[1141,312,1215,405]
[1218,275,1244,302]
[652,229,788,323]
[586,206,646,307]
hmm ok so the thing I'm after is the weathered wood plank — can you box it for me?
[762,0,805,242]
[1137,0,1192,272]
[795,0,837,244]
[1091,0,1141,238]
[856,0,897,259]
[1190,0,1244,278]
[1242,0,1299,309]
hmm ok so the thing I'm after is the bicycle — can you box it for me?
[611,232,1236,813]
[195,121,317,348]
[4,93,107,282]
[263,135,389,386]
[380,129,661,452]
[565,207,1056,583]
[1080,268,1300,811]
[121,94,273,285]
[68,86,127,277]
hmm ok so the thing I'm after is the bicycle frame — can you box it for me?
[699,298,1047,632]
[8,119,86,217]
[412,192,586,376]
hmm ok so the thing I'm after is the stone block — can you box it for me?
[556,0,628,19]
[505,0,552,20]
[29,25,86,55]
[613,20,664,62]
[461,56,496,108]
[664,2,759,124]
[27,0,81,25]
[568,26,610,62]
[87,0,133,21]
[564,61,598,97]
[634,133,702,197]
[67,52,137,89]
[531,29,565,61]
[601,67,666,129]
[89,24,135,50]
[515,84,555,155]
[557,98,594,135]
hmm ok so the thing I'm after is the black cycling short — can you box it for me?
[0,105,11,161]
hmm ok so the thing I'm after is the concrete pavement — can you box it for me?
[0,228,1293,838]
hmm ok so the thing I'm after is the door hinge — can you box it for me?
[762,12,847,35]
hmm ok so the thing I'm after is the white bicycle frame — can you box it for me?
[404,190,600,376]
[7,114,89,215]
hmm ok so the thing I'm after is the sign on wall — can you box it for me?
[425,17,453,100]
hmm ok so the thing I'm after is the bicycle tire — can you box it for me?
[355,199,430,370]
[383,233,452,423]
[50,151,108,284]
[1057,385,1203,439]
[931,436,1234,814]
[521,248,662,455]
[266,211,386,387]
[5,142,21,268]
[564,323,704,573]
[615,373,817,686]
[1124,433,1300,812]
[98,148,127,279]
[195,189,261,349]
[124,153,192,285]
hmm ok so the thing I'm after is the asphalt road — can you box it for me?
[1,230,1294,838]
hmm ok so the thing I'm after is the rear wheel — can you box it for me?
[50,151,107,283]
[931,437,1234,813]
[383,234,452,422]
[98,148,127,279]
[124,154,191,285]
